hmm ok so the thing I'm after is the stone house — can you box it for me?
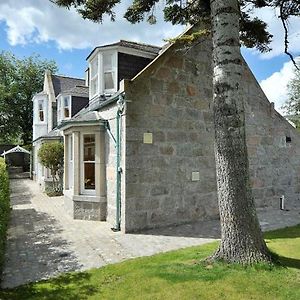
[57,28,300,233]
[32,71,89,190]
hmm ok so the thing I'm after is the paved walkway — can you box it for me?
[1,179,300,289]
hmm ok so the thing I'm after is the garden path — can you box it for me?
[1,178,300,289]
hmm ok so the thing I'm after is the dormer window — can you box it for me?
[38,100,44,122]
[89,51,117,99]
[57,95,71,123]
[63,96,70,118]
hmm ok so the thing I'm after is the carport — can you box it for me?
[1,145,31,178]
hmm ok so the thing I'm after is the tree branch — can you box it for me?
[279,1,299,70]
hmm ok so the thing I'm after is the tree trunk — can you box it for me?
[210,0,272,264]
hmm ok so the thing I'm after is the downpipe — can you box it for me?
[100,94,125,232]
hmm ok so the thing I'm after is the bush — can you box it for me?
[0,157,10,275]
[38,142,64,193]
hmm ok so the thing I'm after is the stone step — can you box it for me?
[9,172,30,179]
[8,167,24,174]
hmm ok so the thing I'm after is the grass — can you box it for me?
[1,224,300,300]
[0,157,10,275]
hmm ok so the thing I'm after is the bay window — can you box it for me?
[57,95,71,123]
[89,51,117,99]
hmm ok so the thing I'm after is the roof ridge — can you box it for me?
[52,74,85,81]
[119,39,161,49]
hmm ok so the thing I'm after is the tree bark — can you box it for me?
[210,0,272,264]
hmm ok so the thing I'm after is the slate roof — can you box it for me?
[35,91,47,96]
[58,85,89,98]
[87,40,161,60]
[51,75,85,97]
[33,128,62,142]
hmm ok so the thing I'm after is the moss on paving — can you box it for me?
[1,224,300,300]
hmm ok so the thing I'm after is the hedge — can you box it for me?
[0,157,10,276]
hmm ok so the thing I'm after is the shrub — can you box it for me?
[38,142,64,193]
[0,157,10,275]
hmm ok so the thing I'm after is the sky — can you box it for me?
[0,0,300,115]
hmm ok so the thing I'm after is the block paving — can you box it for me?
[1,178,300,289]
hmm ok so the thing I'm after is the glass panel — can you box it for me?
[103,53,112,71]
[91,77,98,96]
[64,97,69,107]
[39,111,44,122]
[84,162,95,190]
[90,56,98,77]
[84,135,95,161]
[64,108,70,118]
[104,72,114,90]
[63,97,70,118]
[38,100,44,121]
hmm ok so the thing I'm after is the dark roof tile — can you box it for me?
[87,40,161,60]
[51,75,85,96]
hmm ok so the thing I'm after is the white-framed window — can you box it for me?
[57,95,71,123]
[68,134,73,189]
[63,96,71,119]
[103,52,116,93]
[89,51,117,99]
[90,56,99,98]
[81,134,96,194]
[38,100,45,122]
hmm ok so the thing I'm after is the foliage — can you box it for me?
[0,52,58,144]
[1,224,300,299]
[283,67,300,118]
[52,0,300,57]
[38,142,64,193]
[0,157,10,275]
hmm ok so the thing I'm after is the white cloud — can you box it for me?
[260,58,299,114]
[0,0,183,50]
[250,7,300,59]
[1,1,299,60]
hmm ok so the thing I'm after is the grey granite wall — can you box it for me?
[124,39,218,232]
[243,65,300,210]
[122,38,300,232]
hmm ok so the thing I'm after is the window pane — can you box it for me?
[64,108,70,118]
[91,77,98,96]
[84,135,95,161]
[91,56,98,77]
[104,72,114,90]
[38,100,44,122]
[84,163,95,190]
[64,97,69,107]
[39,111,44,122]
[103,53,112,71]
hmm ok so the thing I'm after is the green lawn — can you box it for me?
[1,225,300,300]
